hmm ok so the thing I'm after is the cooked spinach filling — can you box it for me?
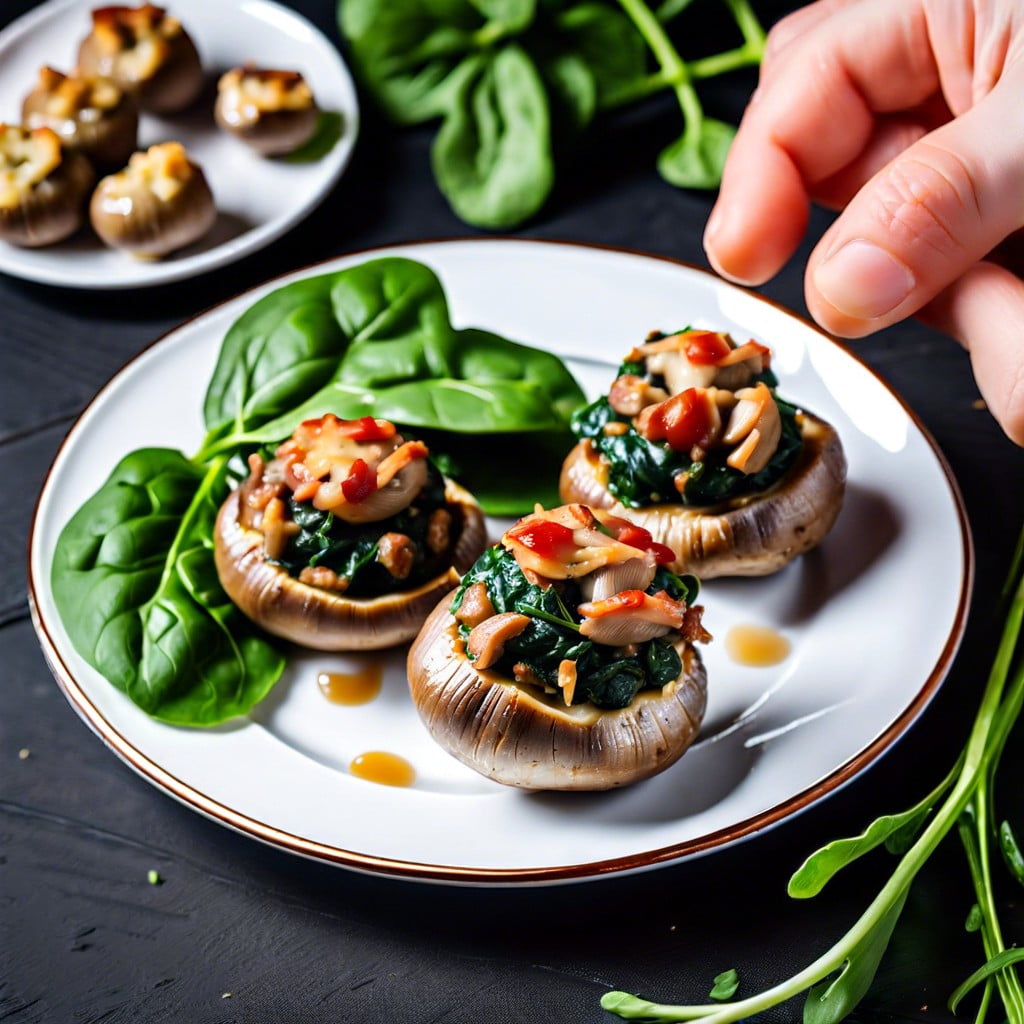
[570,358,803,508]
[451,546,699,710]
[273,462,458,597]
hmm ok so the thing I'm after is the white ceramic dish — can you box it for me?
[29,239,972,884]
[0,0,358,289]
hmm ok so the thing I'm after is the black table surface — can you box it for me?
[4,2,1024,1022]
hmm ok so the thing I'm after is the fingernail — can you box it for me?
[703,205,723,247]
[813,239,916,320]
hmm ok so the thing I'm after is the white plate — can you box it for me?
[29,239,972,884]
[0,0,358,289]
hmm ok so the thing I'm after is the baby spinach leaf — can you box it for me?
[51,449,284,725]
[554,3,647,109]
[657,117,736,190]
[203,257,455,438]
[708,968,739,1001]
[432,45,555,229]
[340,0,485,125]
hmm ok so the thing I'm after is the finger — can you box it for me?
[705,0,939,284]
[806,61,1024,336]
[811,92,953,208]
[919,261,1024,446]
[760,0,860,80]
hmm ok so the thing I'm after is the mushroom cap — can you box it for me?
[0,147,94,247]
[77,19,203,114]
[214,478,487,651]
[89,154,215,258]
[22,73,139,170]
[407,601,707,791]
[559,411,846,578]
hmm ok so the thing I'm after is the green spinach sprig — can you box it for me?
[339,0,766,228]
[452,545,699,709]
[601,528,1024,1022]
[51,257,586,725]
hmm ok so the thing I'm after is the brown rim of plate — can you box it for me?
[25,236,975,887]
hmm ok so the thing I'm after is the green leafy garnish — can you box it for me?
[602,523,1024,1023]
[708,969,739,1001]
[339,0,766,228]
[52,258,587,725]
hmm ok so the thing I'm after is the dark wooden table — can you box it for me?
[4,2,1024,1021]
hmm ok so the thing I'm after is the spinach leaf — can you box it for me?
[339,0,486,125]
[432,45,554,229]
[424,424,573,514]
[203,257,453,438]
[657,117,736,190]
[51,449,284,725]
[553,3,647,110]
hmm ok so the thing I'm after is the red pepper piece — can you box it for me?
[684,331,732,365]
[341,458,377,503]
[509,520,577,560]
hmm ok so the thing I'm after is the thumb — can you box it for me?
[804,60,1024,338]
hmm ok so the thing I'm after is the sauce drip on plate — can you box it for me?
[725,624,790,667]
[317,664,382,705]
[349,751,416,788]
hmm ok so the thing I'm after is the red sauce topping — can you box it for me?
[642,388,716,452]
[341,458,377,503]
[509,520,577,560]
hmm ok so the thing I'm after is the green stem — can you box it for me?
[604,541,1024,1024]
[616,0,704,138]
[719,0,766,53]
[688,44,762,81]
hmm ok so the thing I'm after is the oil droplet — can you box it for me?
[317,664,382,706]
[349,751,416,788]
[725,623,791,667]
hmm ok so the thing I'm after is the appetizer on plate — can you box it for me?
[560,329,846,578]
[215,66,319,157]
[214,414,487,651]
[77,3,203,114]
[408,503,709,791]
[89,140,215,257]
[0,123,94,246]
[22,66,138,170]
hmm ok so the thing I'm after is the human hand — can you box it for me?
[702,0,1024,444]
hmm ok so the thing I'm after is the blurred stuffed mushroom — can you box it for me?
[0,124,94,247]
[77,4,203,114]
[407,503,710,791]
[22,67,138,170]
[215,67,319,157]
[89,141,215,258]
[214,414,488,651]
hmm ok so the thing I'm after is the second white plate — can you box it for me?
[0,0,359,289]
[29,239,972,883]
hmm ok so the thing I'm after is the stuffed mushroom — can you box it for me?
[215,66,319,157]
[22,66,138,170]
[560,329,846,578]
[77,4,203,114]
[214,414,488,651]
[407,503,709,791]
[89,141,215,257]
[0,124,94,247]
